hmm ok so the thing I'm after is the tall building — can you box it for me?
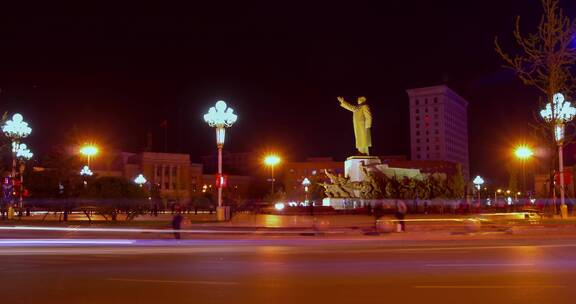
[406,85,470,178]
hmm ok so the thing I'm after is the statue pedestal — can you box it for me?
[345,156,381,182]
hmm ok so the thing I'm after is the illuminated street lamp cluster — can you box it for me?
[13,142,33,160]
[2,113,33,207]
[540,93,576,213]
[80,165,93,176]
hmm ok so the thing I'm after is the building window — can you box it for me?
[172,167,177,176]
[417,147,421,151]
[416,123,420,128]
[434,97,438,103]
[415,99,419,105]
[164,182,169,190]
[416,131,420,135]
[425,98,428,104]
[416,139,420,143]
[417,154,421,159]
[415,109,419,113]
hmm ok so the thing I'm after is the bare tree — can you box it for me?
[495,0,576,204]
[495,0,576,99]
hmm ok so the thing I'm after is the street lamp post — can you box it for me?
[264,155,281,195]
[473,175,484,207]
[514,145,534,198]
[2,113,32,207]
[204,100,237,221]
[540,93,576,217]
[14,143,33,209]
[302,177,311,203]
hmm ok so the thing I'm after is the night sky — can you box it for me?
[1,1,574,185]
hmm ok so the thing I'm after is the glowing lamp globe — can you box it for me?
[514,146,534,160]
[204,100,238,146]
[14,143,33,160]
[540,93,576,143]
[2,113,32,139]
[134,174,147,186]
[264,155,281,167]
[472,175,484,190]
[80,165,93,176]
[80,145,99,157]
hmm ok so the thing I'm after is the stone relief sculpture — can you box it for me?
[320,164,462,200]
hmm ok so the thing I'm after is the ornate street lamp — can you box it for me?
[134,174,147,187]
[472,175,484,206]
[80,165,93,176]
[204,100,237,220]
[302,177,311,203]
[540,93,576,215]
[2,113,32,203]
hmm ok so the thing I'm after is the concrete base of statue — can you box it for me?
[344,156,382,181]
[216,206,231,221]
[322,198,396,210]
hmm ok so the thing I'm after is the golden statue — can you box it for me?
[338,96,372,155]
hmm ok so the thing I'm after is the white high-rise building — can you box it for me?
[406,85,470,178]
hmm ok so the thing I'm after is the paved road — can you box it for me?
[1,237,576,304]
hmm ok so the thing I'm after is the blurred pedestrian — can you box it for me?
[171,212,184,239]
[395,199,407,232]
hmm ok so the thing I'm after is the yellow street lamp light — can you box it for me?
[264,155,281,195]
[514,145,534,160]
[79,144,99,166]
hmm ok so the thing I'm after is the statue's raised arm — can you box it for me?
[338,96,357,112]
